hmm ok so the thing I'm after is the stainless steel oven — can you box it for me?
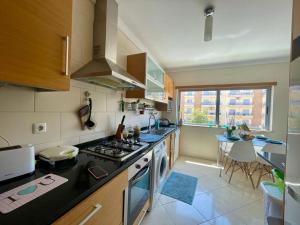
[124,150,152,225]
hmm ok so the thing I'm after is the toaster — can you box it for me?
[0,144,35,182]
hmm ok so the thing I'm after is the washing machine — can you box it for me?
[149,139,169,209]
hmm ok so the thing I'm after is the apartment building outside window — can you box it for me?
[179,87,272,130]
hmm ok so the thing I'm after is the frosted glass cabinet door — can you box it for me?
[146,56,164,85]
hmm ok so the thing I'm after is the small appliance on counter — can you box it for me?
[39,145,79,166]
[0,145,35,182]
[158,118,175,127]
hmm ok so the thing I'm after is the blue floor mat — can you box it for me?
[161,171,198,205]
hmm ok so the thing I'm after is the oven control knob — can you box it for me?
[135,164,141,169]
[143,158,149,162]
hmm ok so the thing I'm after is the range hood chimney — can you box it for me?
[71,0,146,90]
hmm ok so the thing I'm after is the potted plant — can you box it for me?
[226,125,236,137]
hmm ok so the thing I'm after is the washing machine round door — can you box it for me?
[157,151,168,187]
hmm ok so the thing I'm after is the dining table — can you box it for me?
[216,134,286,173]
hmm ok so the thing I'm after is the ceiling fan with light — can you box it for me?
[204,6,215,42]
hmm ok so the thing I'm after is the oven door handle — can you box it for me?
[132,166,150,185]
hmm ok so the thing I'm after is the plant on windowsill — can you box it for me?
[225,113,237,137]
[226,125,236,137]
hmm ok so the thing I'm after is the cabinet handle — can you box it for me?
[63,36,70,76]
[79,203,102,225]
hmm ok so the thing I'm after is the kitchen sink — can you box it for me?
[142,128,173,136]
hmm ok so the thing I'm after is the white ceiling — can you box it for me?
[117,0,293,71]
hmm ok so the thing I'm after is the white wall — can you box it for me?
[0,0,158,151]
[166,62,290,160]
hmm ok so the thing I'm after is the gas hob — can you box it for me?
[81,139,149,161]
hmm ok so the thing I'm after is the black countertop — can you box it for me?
[0,127,177,225]
[257,151,286,173]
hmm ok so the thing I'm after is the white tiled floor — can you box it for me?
[141,156,268,225]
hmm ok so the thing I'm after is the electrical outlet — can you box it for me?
[32,123,47,134]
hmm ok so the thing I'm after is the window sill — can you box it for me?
[182,124,273,132]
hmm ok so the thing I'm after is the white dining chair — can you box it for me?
[254,143,286,187]
[218,140,234,177]
[226,141,257,189]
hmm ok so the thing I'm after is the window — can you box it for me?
[179,90,217,126]
[185,107,192,114]
[185,91,193,96]
[179,87,272,130]
[185,98,194,104]
[228,109,236,115]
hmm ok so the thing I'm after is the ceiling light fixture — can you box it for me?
[204,6,215,42]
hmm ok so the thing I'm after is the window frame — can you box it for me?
[178,86,273,131]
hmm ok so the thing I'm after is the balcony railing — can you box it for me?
[202,102,215,105]
[228,112,252,116]
[228,91,253,96]
[202,92,216,96]
[228,102,252,106]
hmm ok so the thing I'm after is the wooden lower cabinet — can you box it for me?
[165,135,171,169]
[132,199,150,225]
[165,133,175,170]
[169,132,175,169]
[52,170,128,225]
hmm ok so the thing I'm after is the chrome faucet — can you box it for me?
[148,113,156,133]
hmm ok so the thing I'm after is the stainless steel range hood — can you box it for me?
[71,0,146,90]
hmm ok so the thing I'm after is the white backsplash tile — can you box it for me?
[0,85,34,112]
[0,112,60,147]
[93,91,107,112]
[107,92,122,112]
[61,136,80,146]
[60,112,94,139]
[35,86,81,112]
[94,112,116,133]
[79,131,106,143]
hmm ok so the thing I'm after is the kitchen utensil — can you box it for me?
[115,115,125,140]
[85,98,96,130]
[78,105,90,130]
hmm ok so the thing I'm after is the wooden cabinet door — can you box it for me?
[165,73,174,99]
[293,0,300,40]
[165,135,171,169]
[170,133,176,168]
[0,0,72,90]
[53,170,128,225]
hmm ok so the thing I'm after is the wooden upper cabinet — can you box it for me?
[126,53,166,103]
[293,0,300,40]
[155,73,174,111]
[0,0,72,90]
[165,73,174,99]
